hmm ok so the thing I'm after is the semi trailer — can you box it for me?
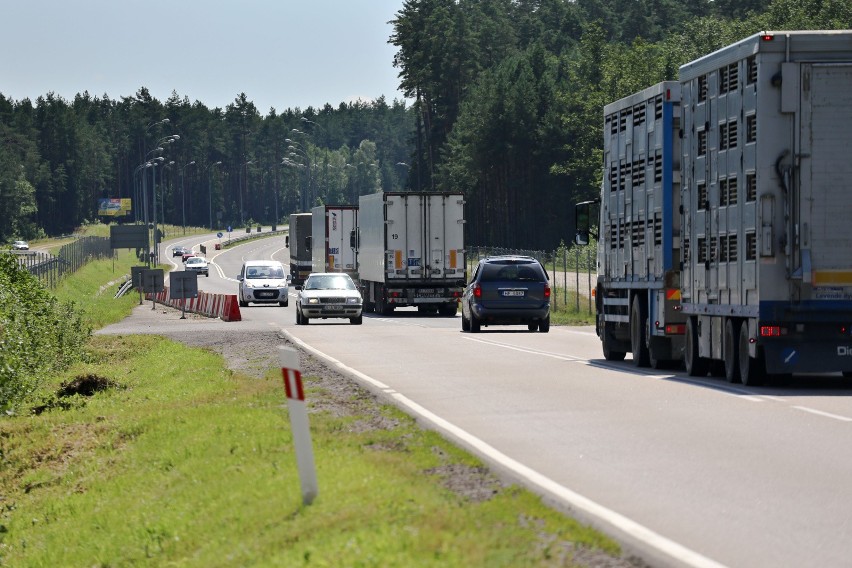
[288,212,312,285]
[577,30,852,384]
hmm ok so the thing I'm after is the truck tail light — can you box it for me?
[665,324,685,335]
[760,325,787,337]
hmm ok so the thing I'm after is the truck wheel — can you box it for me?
[630,296,650,367]
[439,303,457,317]
[601,322,626,361]
[738,323,765,386]
[724,319,741,383]
[685,317,709,376]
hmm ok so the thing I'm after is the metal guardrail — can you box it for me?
[8,236,115,288]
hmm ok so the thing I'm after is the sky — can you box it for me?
[1,0,408,115]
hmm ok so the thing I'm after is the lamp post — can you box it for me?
[142,119,170,226]
[161,160,175,232]
[207,161,222,230]
[282,158,306,214]
[396,162,410,192]
[239,159,255,227]
[181,161,196,234]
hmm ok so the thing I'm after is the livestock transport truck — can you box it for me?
[357,192,466,316]
[311,205,359,278]
[288,212,312,285]
[577,30,852,385]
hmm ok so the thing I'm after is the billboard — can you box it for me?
[98,198,131,217]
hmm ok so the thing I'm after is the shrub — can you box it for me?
[0,253,90,414]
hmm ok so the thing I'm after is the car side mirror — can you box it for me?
[295,285,303,290]
[286,275,292,283]
[236,275,243,281]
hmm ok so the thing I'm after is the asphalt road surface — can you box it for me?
[138,234,852,568]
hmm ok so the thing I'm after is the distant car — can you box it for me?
[295,272,363,325]
[184,256,209,277]
[11,240,29,251]
[172,246,190,257]
[461,255,550,333]
[181,251,195,262]
[237,260,290,307]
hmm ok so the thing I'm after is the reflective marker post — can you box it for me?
[279,346,318,505]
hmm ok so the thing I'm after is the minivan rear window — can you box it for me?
[480,263,544,283]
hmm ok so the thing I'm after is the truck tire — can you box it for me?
[685,317,709,377]
[601,322,626,361]
[724,319,741,383]
[439,303,457,317]
[631,296,650,367]
[738,323,765,386]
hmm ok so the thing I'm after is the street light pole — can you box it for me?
[181,161,196,235]
[208,161,222,230]
[239,159,255,227]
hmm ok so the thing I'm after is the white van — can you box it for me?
[236,260,290,307]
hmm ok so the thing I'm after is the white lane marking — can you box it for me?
[464,336,585,362]
[465,336,767,402]
[793,406,852,422]
[283,330,728,568]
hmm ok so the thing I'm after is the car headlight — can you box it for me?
[346,297,360,304]
[308,298,319,304]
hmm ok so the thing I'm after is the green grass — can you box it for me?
[0,243,623,567]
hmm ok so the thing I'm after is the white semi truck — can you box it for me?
[577,30,852,385]
[357,192,466,316]
[311,205,359,278]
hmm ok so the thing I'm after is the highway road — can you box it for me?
[156,233,852,568]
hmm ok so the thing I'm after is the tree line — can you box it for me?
[1,0,850,248]
[0,91,413,241]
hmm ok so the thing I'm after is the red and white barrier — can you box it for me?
[145,286,242,322]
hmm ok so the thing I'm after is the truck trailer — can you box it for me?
[357,192,466,316]
[288,212,312,285]
[311,205,358,278]
[578,30,852,385]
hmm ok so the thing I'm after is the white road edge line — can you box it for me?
[793,406,852,422]
[282,330,728,568]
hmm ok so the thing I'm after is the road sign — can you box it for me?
[217,232,223,238]
[227,226,232,233]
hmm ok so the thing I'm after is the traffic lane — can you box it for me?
[285,318,852,568]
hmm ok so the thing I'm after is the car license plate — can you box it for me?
[502,290,525,297]
[327,305,343,311]
[257,291,275,298]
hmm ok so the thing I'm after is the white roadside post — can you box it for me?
[279,346,318,505]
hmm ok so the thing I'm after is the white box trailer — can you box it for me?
[288,213,312,285]
[311,205,358,278]
[358,192,465,315]
[679,30,852,383]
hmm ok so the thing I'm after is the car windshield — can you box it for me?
[480,263,544,283]
[305,275,355,290]
[187,258,204,264]
[246,266,285,279]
